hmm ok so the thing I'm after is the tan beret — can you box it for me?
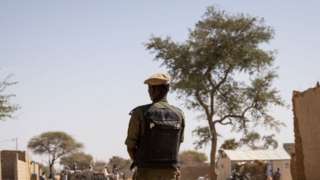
[144,73,171,86]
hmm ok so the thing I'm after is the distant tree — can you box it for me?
[60,152,93,170]
[28,131,83,178]
[108,156,132,178]
[220,138,240,150]
[0,74,18,121]
[179,150,208,166]
[146,6,284,180]
[93,160,107,172]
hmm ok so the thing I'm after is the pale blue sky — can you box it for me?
[1,0,319,163]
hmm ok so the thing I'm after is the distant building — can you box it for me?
[216,149,292,180]
[0,150,42,180]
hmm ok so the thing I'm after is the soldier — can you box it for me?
[125,73,185,180]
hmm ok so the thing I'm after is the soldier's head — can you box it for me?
[144,73,170,102]
[148,84,169,102]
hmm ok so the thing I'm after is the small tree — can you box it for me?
[28,131,83,178]
[0,74,18,121]
[93,160,107,172]
[60,152,93,170]
[108,156,132,178]
[146,6,284,180]
[179,150,208,166]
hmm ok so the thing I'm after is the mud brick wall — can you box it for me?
[17,160,30,180]
[0,150,35,180]
[0,151,2,179]
[293,85,320,180]
[1,151,18,180]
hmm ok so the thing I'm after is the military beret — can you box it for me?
[144,73,171,86]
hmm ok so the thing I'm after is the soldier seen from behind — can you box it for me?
[125,73,185,180]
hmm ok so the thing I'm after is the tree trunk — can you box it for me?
[49,163,54,178]
[209,132,218,180]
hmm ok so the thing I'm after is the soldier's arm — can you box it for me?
[180,113,185,143]
[125,109,141,160]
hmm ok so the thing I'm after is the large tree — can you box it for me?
[146,6,284,180]
[0,74,18,120]
[60,152,93,170]
[28,131,83,178]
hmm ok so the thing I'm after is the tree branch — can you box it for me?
[205,68,215,88]
[214,104,254,125]
[214,66,232,91]
[195,90,216,138]
[219,119,233,125]
[195,90,210,119]
[204,68,216,121]
[215,114,243,125]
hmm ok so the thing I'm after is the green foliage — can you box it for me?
[108,156,131,169]
[220,133,278,150]
[179,150,208,166]
[0,74,19,121]
[220,138,240,150]
[60,152,93,170]
[262,134,278,149]
[108,156,132,177]
[146,6,284,179]
[28,131,83,156]
[239,131,278,150]
[240,131,261,149]
[93,160,107,172]
[146,5,283,148]
[28,131,83,177]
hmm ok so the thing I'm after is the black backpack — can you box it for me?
[135,103,183,168]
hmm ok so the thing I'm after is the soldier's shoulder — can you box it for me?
[169,104,184,116]
[129,104,152,115]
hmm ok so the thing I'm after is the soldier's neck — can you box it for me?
[152,96,167,103]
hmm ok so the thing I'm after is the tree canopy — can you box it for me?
[60,152,93,170]
[28,131,83,177]
[93,160,107,172]
[220,138,240,150]
[179,150,208,166]
[108,156,132,177]
[221,132,278,151]
[146,6,284,180]
[240,132,278,150]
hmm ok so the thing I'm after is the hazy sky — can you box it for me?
[1,0,319,163]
